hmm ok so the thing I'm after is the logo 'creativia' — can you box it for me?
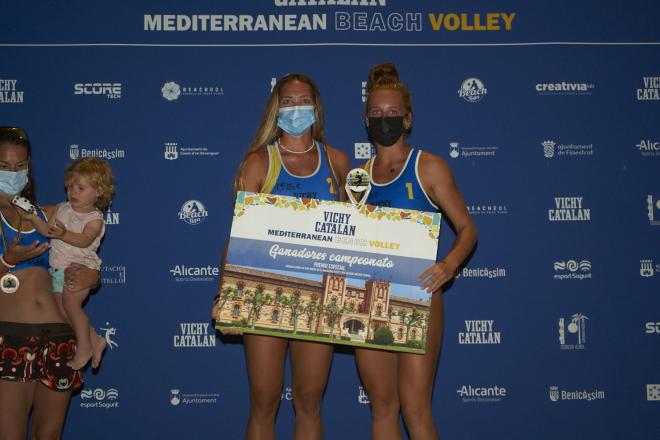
[558,314,588,350]
[536,82,594,95]
[542,140,556,158]
[162,82,181,101]
[74,83,121,99]
[458,78,487,102]
[178,200,209,225]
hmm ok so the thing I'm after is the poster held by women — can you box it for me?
[213,188,441,354]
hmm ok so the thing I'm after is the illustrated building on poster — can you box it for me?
[214,264,430,346]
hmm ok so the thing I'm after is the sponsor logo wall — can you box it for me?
[1,1,659,439]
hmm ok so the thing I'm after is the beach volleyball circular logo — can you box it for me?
[178,200,208,225]
[162,81,181,101]
[458,78,487,103]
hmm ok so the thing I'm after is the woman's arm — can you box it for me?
[326,145,350,202]
[417,151,478,293]
[240,151,269,193]
[65,263,100,291]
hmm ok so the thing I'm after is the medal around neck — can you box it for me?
[0,272,19,293]
[345,168,372,207]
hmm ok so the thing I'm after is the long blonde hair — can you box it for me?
[234,74,326,193]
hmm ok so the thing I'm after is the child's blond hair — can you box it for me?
[64,158,115,211]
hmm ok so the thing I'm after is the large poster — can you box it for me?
[213,191,441,354]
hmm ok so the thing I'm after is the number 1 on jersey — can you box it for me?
[405,182,414,200]
[327,177,336,195]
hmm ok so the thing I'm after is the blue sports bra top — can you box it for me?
[366,148,439,212]
[0,209,50,271]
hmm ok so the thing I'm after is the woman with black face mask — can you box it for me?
[354,63,478,440]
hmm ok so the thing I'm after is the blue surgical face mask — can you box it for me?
[0,169,29,196]
[277,105,316,137]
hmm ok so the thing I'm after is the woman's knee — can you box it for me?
[400,399,433,427]
[291,385,324,417]
[366,389,400,420]
[249,386,282,418]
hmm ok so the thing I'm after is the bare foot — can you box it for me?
[91,333,107,369]
[67,343,93,370]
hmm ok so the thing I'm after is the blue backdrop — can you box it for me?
[1,1,659,438]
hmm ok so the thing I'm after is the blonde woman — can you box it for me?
[231,74,349,440]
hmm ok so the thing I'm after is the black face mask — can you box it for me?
[367,116,405,147]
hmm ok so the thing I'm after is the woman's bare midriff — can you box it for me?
[0,267,65,323]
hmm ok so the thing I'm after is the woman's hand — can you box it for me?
[419,260,457,294]
[4,236,49,266]
[64,263,100,291]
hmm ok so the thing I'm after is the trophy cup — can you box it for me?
[345,168,372,207]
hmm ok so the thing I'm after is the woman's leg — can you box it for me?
[0,380,34,440]
[29,385,72,440]
[244,334,288,440]
[289,340,333,440]
[397,293,444,440]
[61,287,93,370]
[355,347,402,440]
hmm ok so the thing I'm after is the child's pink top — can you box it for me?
[49,202,105,270]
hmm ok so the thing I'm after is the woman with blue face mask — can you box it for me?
[0,127,101,439]
[221,74,349,439]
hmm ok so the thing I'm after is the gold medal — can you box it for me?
[0,272,19,294]
[0,211,24,294]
